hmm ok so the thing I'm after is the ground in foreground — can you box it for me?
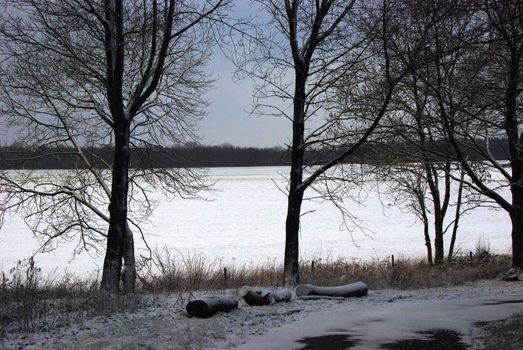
[2,279,522,349]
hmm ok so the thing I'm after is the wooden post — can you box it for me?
[311,260,315,274]
[391,255,395,267]
[223,267,228,287]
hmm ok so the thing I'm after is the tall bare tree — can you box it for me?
[435,0,523,269]
[389,0,523,269]
[0,0,226,292]
[234,0,404,286]
[371,0,482,265]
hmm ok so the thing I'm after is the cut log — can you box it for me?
[186,295,238,318]
[239,286,293,306]
[239,286,271,306]
[270,289,293,303]
[295,281,368,298]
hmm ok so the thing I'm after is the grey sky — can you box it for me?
[198,1,290,148]
[199,56,291,148]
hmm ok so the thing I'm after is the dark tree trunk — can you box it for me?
[284,189,303,287]
[448,173,464,262]
[422,216,433,266]
[434,216,444,264]
[121,222,136,293]
[503,29,523,268]
[510,183,523,268]
[101,121,131,292]
[417,190,433,266]
[284,73,306,287]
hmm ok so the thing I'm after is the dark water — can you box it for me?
[297,334,361,349]
[380,329,468,350]
[296,329,469,350]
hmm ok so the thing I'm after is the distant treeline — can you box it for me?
[0,139,509,170]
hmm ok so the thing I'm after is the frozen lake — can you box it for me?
[0,166,512,277]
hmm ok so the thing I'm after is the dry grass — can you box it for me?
[483,312,523,350]
[138,247,511,292]
[0,258,152,338]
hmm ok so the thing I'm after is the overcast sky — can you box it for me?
[199,55,292,148]
[198,2,291,148]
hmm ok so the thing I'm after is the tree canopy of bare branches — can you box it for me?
[0,0,227,292]
[233,0,411,286]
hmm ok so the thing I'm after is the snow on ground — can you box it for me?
[2,279,522,350]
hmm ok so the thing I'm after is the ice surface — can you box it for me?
[0,166,512,276]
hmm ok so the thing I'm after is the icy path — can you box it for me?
[234,289,523,349]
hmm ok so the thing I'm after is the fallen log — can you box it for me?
[239,286,293,306]
[186,295,238,318]
[295,281,368,298]
[270,289,293,303]
[239,286,270,306]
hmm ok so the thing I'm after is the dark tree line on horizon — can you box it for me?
[0,139,510,169]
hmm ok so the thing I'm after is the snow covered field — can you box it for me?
[0,166,513,276]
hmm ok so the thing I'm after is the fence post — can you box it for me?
[223,267,228,287]
[391,254,395,268]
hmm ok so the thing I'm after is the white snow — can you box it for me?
[0,166,513,277]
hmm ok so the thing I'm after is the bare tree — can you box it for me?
[234,0,404,286]
[435,0,523,269]
[371,0,476,265]
[393,0,523,269]
[0,0,226,292]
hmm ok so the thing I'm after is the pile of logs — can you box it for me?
[186,281,368,318]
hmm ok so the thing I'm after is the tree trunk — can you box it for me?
[418,195,433,266]
[101,122,131,292]
[284,73,307,287]
[448,172,464,262]
[510,193,523,268]
[284,189,303,287]
[433,216,444,264]
[121,222,136,293]
[423,217,433,266]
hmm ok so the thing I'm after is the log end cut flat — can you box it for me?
[295,281,368,298]
[186,295,238,318]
